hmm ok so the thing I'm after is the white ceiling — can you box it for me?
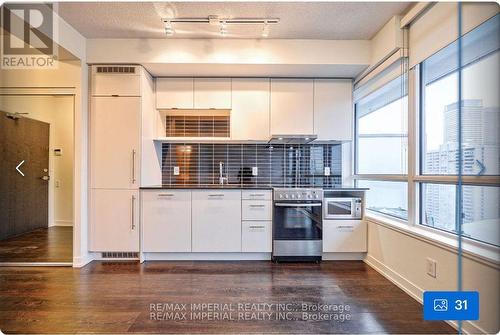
[57,2,411,40]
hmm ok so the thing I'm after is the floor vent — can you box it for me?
[101,252,138,259]
[96,66,136,74]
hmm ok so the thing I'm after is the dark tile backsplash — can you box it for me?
[161,143,342,187]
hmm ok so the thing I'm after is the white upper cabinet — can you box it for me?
[92,66,141,97]
[314,79,353,141]
[156,78,194,109]
[270,79,314,135]
[193,78,232,109]
[90,96,141,189]
[231,78,270,141]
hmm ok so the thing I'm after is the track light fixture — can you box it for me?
[162,15,279,37]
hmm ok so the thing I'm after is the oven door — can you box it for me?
[324,198,355,219]
[273,202,322,240]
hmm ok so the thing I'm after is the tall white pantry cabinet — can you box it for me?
[89,65,157,252]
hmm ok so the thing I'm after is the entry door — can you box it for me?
[0,111,50,240]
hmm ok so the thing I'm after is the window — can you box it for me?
[357,180,408,220]
[421,15,500,176]
[421,184,499,247]
[356,77,408,174]
[417,15,500,246]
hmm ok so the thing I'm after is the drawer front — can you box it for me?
[242,221,272,252]
[192,189,242,201]
[242,190,272,200]
[142,190,191,202]
[323,219,367,253]
[242,200,272,220]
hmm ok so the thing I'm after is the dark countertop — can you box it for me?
[140,185,368,191]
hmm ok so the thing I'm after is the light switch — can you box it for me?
[173,166,180,175]
[252,167,258,176]
[324,167,331,176]
[54,149,62,156]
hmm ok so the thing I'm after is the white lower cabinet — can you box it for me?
[192,190,242,252]
[141,190,191,252]
[242,221,272,252]
[322,219,367,253]
[90,189,139,252]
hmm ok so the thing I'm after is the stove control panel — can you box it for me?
[274,188,324,201]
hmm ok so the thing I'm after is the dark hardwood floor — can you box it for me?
[0,226,72,263]
[0,261,454,334]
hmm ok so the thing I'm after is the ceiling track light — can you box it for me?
[162,16,279,37]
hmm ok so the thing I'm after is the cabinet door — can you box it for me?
[323,219,367,252]
[242,221,272,252]
[231,78,270,140]
[194,78,231,109]
[192,190,241,252]
[314,79,353,141]
[270,79,314,135]
[92,73,141,96]
[156,78,194,109]
[90,189,139,252]
[90,97,140,189]
[141,190,191,252]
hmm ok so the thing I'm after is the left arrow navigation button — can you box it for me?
[16,160,25,177]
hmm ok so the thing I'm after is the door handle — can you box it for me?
[40,175,50,181]
[131,195,136,230]
[131,149,136,184]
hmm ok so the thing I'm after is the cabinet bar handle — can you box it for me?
[250,193,265,197]
[249,225,265,229]
[208,194,224,197]
[249,204,266,208]
[131,195,136,230]
[158,194,174,197]
[131,149,136,184]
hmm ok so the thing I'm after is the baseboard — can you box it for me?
[364,255,488,335]
[143,252,271,261]
[53,220,73,227]
[72,254,93,268]
[322,252,366,260]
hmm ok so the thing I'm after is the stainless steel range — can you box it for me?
[272,188,324,262]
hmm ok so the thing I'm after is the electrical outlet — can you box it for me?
[324,167,331,176]
[426,258,437,278]
[173,166,180,176]
[252,167,258,176]
[55,180,60,188]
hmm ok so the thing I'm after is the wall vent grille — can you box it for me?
[96,66,136,74]
[166,115,230,138]
[101,252,139,259]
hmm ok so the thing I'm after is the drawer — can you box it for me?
[192,189,242,201]
[142,189,191,201]
[242,200,272,220]
[242,221,272,252]
[242,190,272,200]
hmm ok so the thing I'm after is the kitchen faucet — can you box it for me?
[219,161,228,185]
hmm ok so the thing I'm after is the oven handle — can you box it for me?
[274,203,322,207]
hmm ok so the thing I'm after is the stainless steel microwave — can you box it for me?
[323,197,362,220]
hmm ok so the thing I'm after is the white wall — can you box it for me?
[366,219,500,334]
[0,95,74,227]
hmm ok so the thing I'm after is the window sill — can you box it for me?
[365,212,500,267]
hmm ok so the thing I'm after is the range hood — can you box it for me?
[268,134,317,145]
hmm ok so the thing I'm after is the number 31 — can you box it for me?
[455,299,468,310]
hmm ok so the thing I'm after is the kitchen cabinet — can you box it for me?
[90,96,141,189]
[314,79,353,141]
[192,190,241,252]
[270,79,314,135]
[322,219,367,252]
[242,221,272,252]
[90,189,139,252]
[141,190,191,252]
[194,78,232,109]
[92,66,141,96]
[156,78,194,109]
[231,78,270,140]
